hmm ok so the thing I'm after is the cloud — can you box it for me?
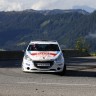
[31,0,96,10]
[86,33,96,39]
[7,3,22,11]
[31,0,59,10]
[0,0,6,10]
[0,0,96,11]
[31,0,47,10]
[0,0,22,11]
[31,0,69,10]
[73,5,95,12]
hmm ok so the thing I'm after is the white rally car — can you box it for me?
[22,40,66,75]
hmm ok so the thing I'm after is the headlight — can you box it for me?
[55,54,64,63]
[24,55,32,61]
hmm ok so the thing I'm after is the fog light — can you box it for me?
[27,67,30,70]
[57,67,61,70]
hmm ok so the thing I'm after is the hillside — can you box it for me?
[0,9,96,51]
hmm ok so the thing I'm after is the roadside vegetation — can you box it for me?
[90,52,96,56]
[75,37,90,52]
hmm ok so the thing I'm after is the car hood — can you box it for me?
[27,51,61,61]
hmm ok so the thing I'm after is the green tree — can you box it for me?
[75,37,89,52]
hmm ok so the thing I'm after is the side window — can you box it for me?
[27,45,37,51]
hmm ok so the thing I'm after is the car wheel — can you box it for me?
[59,64,66,76]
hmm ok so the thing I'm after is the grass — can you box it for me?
[90,52,96,56]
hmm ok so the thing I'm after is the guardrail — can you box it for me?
[0,51,24,60]
[0,50,90,60]
[62,49,90,58]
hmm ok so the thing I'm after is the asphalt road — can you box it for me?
[0,57,96,96]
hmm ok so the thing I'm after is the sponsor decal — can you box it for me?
[30,52,57,57]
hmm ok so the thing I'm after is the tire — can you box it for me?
[22,64,26,72]
[59,64,66,76]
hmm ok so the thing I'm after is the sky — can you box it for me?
[0,0,96,12]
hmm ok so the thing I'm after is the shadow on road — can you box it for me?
[65,70,96,77]
[65,57,96,64]
[0,57,96,77]
[0,59,22,68]
[64,57,96,77]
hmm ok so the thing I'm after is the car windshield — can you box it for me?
[27,44,60,51]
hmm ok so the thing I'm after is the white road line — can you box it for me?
[17,82,96,87]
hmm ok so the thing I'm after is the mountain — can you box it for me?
[0,9,96,51]
[24,9,89,15]
[73,5,95,13]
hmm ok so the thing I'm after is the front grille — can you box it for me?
[33,61,54,69]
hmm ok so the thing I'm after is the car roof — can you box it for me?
[29,40,58,45]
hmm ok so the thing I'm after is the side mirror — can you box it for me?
[22,50,25,52]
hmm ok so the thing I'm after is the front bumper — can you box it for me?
[22,59,64,73]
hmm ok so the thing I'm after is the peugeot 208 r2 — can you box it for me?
[22,40,66,75]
